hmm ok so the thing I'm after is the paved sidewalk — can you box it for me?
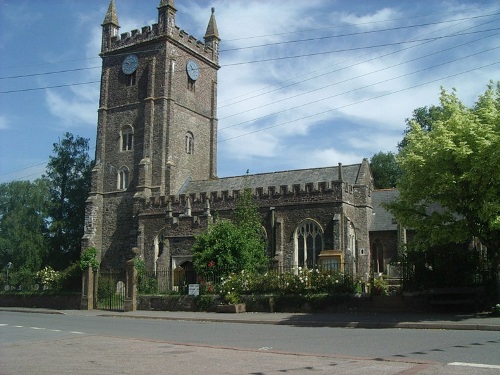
[2,307,499,331]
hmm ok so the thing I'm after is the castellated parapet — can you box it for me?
[139,179,357,217]
[103,23,217,63]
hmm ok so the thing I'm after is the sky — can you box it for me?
[0,0,499,183]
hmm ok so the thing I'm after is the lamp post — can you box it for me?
[6,262,12,285]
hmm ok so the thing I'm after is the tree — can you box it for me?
[192,188,268,275]
[387,82,500,270]
[398,105,445,150]
[0,179,50,273]
[370,151,401,189]
[44,133,93,269]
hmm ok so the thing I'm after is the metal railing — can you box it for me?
[137,263,354,296]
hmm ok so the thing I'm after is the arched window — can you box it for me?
[118,166,129,190]
[185,132,194,154]
[293,219,323,268]
[121,125,134,151]
[347,221,356,256]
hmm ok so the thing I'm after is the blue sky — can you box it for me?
[1,0,499,183]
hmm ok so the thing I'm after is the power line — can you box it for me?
[219,44,500,132]
[0,66,101,80]
[220,12,500,52]
[224,5,492,41]
[223,28,500,67]
[0,81,100,94]
[219,12,497,107]
[3,52,497,182]
[1,11,496,79]
[218,60,500,143]
[1,27,498,95]
[218,12,500,112]
[1,7,499,180]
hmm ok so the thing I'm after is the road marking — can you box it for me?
[448,362,500,369]
[258,347,273,351]
[2,324,84,334]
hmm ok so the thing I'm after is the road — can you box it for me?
[1,310,499,374]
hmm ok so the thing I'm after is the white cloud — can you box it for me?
[340,8,401,30]
[45,88,98,128]
[0,115,9,130]
[302,148,365,168]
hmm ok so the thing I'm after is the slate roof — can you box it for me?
[371,189,399,231]
[180,164,363,195]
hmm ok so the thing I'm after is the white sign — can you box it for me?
[188,284,200,296]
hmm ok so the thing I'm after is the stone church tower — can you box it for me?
[82,0,220,268]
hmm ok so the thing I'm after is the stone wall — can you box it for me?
[0,294,81,310]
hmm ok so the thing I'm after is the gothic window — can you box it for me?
[294,219,323,268]
[127,71,137,86]
[185,132,194,154]
[121,125,134,151]
[346,221,356,260]
[117,166,129,190]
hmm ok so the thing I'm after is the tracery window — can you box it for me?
[118,166,129,190]
[294,219,323,268]
[121,125,134,151]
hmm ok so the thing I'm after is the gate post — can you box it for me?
[81,266,94,310]
[124,259,137,312]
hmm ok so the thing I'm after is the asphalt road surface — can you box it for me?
[1,311,499,374]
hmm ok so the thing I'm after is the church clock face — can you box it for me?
[186,59,199,80]
[122,54,138,74]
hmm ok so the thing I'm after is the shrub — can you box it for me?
[80,247,99,271]
[37,266,61,290]
[373,276,389,296]
[8,267,37,291]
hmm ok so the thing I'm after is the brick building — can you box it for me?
[82,0,402,281]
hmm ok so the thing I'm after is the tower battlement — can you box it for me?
[101,1,220,63]
[105,24,217,62]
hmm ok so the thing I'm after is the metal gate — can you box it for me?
[97,269,125,311]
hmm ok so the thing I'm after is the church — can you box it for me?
[82,0,403,283]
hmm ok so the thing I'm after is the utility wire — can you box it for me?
[223,5,493,42]
[221,12,500,52]
[223,28,500,67]
[219,45,500,131]
[1,9,498,178]
[218,60,500,143]
[1,27,498,94]
[0,11,496,78]
[2,53,497,182]
[219,14,500,106]
[219,17,499,112]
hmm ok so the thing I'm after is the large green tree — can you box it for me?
[387,82,500,268]
[398,105,446,150]
[192,188,268,275]
[370,151,401,189]
[44,133,93,269]
[0,179,50,273]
